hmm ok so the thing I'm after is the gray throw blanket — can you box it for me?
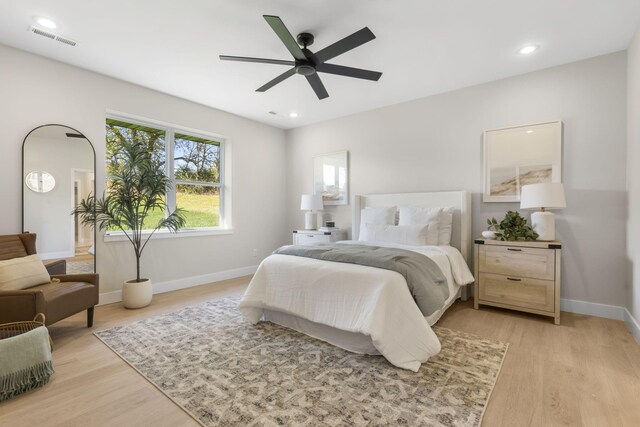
[0,326,54,401]
[274,244,449,316]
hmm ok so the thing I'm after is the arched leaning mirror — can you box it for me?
[22,124,96,273]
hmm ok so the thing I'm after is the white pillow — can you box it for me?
[362,223,439,246]
[398,205,455,245]
[358,206,396,241]
[398,206,442,227]
[438,207,455,245]
[0,255,50,291]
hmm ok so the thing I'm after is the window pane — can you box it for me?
[105,119,167,231]
[141,204,167,231]
[176,184,220,228]
[105,179,166,231]
[174,133,220,183]
[106,119,165,177]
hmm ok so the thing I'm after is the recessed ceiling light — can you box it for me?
[518,45,539,55]
[35,17,57,29]
[526,130,534,134]
[289,112,298,118]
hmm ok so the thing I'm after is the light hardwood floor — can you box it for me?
[1,277,639,427]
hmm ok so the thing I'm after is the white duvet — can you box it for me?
[238,241,474,372]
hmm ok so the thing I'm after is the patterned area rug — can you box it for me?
[95,298,508,426]
[66,261,94,274]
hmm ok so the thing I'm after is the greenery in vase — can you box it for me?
[73,136,186,282]
[487,211,539,241]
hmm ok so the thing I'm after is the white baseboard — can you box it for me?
[98,264,258,306]
[624,309,640,343]
[560,298,625,321]
[98,290,123,306]
[39,250,74,260]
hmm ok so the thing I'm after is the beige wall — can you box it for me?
[286,52,628,307]
[0,44,289,296]
[627,27,640,329]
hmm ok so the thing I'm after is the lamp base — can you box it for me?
[531,211,556,241]
[304,211,316,230]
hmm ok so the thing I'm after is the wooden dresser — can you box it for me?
[474,238,562,325]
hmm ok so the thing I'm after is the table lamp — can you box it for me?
[520,183,566,241]
[300,194,323,230]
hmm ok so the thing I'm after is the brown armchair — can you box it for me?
[0,233,99,327]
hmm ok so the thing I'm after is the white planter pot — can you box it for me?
[122,278,152,309]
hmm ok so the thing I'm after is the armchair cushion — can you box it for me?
[29,279,98,326]
[0,255,51,291]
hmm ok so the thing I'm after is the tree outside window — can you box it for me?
[106,118,224,230]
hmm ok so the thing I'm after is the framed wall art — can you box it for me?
[483,121,562,202]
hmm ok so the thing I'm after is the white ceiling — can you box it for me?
[1,1,639,129]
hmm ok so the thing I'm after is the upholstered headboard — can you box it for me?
[352,191,472,265]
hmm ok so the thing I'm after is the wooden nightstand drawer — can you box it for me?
[479,245,555,280]
[478,273,555,313]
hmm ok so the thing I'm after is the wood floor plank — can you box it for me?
[1,276,638,426]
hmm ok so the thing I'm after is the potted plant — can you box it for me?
[73,138,185,309]
[487,211,539,241]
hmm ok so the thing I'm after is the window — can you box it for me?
[106,117,226,231]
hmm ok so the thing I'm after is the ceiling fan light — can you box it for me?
[295,64,316,76]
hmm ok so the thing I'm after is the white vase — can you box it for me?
[482,230,497,240]
[122,278,152,309]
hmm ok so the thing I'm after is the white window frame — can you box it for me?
[104,113,231,241]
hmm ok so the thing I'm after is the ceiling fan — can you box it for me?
[219,15,382,100]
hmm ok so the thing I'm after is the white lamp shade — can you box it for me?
[520,183,566,210]
[300,194,323,210]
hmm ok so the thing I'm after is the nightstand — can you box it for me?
[474,238,562,325]
[293,229,348,245]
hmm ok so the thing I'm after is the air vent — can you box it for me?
[29,26,77,47]
[268,111,278,115]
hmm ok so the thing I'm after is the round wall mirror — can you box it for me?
[25,171,56,193]
[22,125,96,274]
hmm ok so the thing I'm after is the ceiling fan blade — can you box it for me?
[316,63,382,81]
[305,73,329,100]
[313,27,376,64]
[219,55,295,66]
[256,67,297,92]
[263,15,306,61]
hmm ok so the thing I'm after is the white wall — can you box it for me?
[0,44,289,296]
[627,27,640,336]
[23,135,93,257]
[286,52,628,308]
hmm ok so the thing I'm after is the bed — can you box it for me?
[239,191,473,371]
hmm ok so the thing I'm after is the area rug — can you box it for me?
[66,261,94,274]
[94,298,508,426]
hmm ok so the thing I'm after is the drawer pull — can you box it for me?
[507,277,522,282]
[507,248,522,252]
